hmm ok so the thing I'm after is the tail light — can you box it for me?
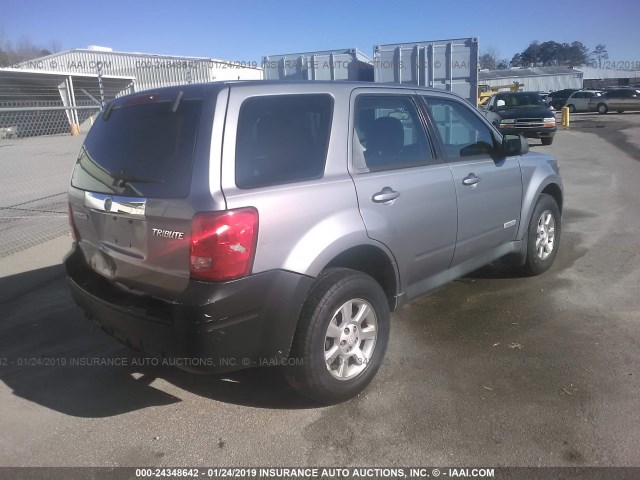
[190,208,258,282]
[68,202,80,241]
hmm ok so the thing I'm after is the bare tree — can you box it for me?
[496,59,510,70]
[0,33,62,65]
[591,44,608,68]
[479,47,500,70]
[49,39,62,55]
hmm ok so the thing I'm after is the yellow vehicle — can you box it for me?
[478,82,522,107]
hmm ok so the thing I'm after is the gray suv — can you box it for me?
[65,81,563,404]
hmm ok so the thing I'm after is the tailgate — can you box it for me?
[68,86,221,300]
[70,189,194,299]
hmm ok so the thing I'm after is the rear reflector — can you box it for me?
[190,208,258,282]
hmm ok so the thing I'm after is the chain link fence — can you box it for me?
[0,71,127,257]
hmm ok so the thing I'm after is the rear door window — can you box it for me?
[235,94,333,189]
[72,98,203,198]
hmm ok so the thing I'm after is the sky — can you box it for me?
[2,0,639,64]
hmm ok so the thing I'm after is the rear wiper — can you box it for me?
[111,170,165,187]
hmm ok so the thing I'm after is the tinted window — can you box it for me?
[72,99,202,198]
[425,98,496,159]
[352,96,435,172]
[235,95,332,189]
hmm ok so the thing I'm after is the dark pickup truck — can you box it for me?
[480,92,557,145]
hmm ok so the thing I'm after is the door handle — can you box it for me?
[462,173,481,186]
[372,187,400,203]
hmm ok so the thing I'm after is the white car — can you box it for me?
[565,90,603,113]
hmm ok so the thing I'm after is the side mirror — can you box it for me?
[502,134,529,156]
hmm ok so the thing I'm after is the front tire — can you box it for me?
[541,137,554,146]
[567,104,576,113]
[597,103,608,114]
[285,268,390,404]
[519,194,561,275]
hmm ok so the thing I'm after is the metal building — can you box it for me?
[16,47,263,93]
[0,68,135,137]
[1,47,263,138]
[479,67,583,92]
[575,66,640,89]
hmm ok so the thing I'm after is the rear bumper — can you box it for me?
[64,246,313,373]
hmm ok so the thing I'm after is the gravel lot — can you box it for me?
[0,113,639,468]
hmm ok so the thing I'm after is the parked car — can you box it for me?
[65,81,563,404]
[480,91,557,145]
[587,88,640,114]
[564,90,603,113]
[545,89,579,110]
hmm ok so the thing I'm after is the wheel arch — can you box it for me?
[516,177,563,241]
[541,183,563,213]
[323,244,400,311]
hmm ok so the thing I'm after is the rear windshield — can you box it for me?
[235,94,333,189]
[71,99,203,198]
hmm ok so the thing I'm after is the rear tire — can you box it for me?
[541,137,554,146]
[518,194,561,276]
[597,103,608,114]
[285,268,390,404]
